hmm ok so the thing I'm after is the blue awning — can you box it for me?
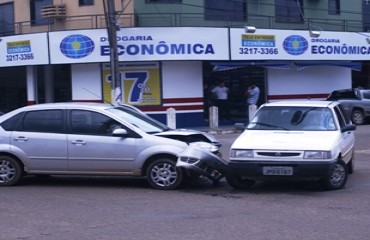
[294,61,362,71]
[211,61,291,71]
[211,61,362,72]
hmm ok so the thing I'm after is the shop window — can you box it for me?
[30,0,53,26]
[363,0,370,32]
[79,0,94,6]
[328,0,340,15]
[204,0,247,21]
[275,0,304,23]
[0,2,14,36]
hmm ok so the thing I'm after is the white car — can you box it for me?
[227,100,356,190]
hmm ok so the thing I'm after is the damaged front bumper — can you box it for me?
[177,145,228,182]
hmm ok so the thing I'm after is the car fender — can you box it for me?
[132,143,187,175]
[0,144,31,171]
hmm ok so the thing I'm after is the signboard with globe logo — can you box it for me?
[48,28,229,64]
[60,34,95,59]
[282,35,308,55]
[230,28,370,61]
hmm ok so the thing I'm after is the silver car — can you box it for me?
[0,102,219,190]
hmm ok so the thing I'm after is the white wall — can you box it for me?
[71,64,102,101]
[267,66,351,100]
[161,61,203,99]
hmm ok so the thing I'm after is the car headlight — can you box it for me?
[304,151,331,159]
[230,149,254,158]
[189,142,219,153]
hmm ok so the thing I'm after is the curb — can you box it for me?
[204,128,243,135]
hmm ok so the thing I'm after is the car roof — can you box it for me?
[262,100,337,108]
[16,102,114,111]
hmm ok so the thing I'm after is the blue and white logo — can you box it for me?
[283,35,308,55]
[60,34,95,59]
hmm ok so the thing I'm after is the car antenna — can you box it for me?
[83,88,114,106]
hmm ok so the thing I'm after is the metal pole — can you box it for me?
[105,0,121,105]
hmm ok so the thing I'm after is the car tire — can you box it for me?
[146,158,184,190]
[226,174,255,190]
[320,160,348,190]
[0,156,23,186]
[351,110,364,125]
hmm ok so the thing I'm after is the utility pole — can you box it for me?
[104,0,121,105]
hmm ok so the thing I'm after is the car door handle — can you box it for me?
[14,136,28,142]
[71,140,86,145]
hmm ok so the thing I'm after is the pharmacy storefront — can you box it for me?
[0,27,369,127]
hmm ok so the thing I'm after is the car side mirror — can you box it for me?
[341,124,356,133]
[112,128,128,137]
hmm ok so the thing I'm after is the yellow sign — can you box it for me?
[102,62,161,106]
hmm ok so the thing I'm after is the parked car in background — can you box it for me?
[327,88,370,125]
[227,100,356,190]
[0,102,220,190]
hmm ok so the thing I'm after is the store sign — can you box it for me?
[102,62,161,106]
[0,33,49,66]
[49,28,229,64]
[230,28,370,60]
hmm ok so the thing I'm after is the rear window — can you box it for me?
[327,90,358,100]
[0,113,22,131]
[362,90,370,99]
[20,110,64,133]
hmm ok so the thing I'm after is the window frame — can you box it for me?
[328,0,340,15]
[30,0,53,26]
[79,0,94,6]
[204,0,247,22]
[0,2,15,36]
[275,0,304,23]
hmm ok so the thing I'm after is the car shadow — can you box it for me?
[20,175,150,189]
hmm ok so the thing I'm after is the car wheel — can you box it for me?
[0,156,23,186]
[320,161,348,190]
[351,110,364,125]
[146,158,183,190]
[226,174,255,190]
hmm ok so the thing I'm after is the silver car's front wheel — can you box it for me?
[0,156,23,186]
[146,158,183,190]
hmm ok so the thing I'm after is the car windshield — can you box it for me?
[247,106,337,131]
[107,106,171,134]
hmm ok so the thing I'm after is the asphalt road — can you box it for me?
[1,126,370,240]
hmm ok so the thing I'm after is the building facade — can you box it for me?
[0,0,369,127]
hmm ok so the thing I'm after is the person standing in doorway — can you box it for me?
[211,80,229,121]
[245,82,260,123]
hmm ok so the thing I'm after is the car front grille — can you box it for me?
[256,152,300,157]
